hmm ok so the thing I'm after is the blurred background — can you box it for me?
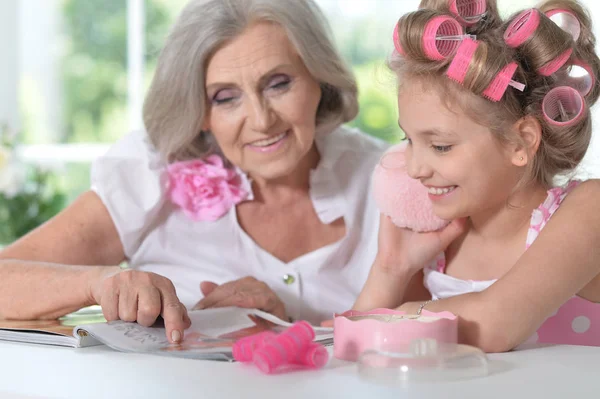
[0,0,598,243]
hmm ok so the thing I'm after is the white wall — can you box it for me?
[0,0,19,132]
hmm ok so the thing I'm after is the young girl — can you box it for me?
[354,0,600,352]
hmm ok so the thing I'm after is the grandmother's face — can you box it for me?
[204,22,322,180]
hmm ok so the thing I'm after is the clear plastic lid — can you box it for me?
[357,338,489,385]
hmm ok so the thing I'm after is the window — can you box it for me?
[2,0,599,204]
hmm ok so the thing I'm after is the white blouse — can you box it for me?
[91,125,389,324]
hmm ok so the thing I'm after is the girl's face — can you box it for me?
[397,79,524,220]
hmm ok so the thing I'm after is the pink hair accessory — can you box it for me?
[542,86,586,126]
[482,62,526,102]
[333,308,458,362]
[538,48,573,76]
[423,16,467,60]
[448,0,487,26]
[250,321,329,374]
[372,143,448,232]
[504,8,541,48]
[561,60,595,96]
[545,9,581,41]
[232,331,277,362]
[392,23,404,55]
[504,8,573,76]
[446,38,526,100]
[445,36,479,84]
[393,16,473,60]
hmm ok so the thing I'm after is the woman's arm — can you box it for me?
[399,180,600,353]
[0,191,125,319]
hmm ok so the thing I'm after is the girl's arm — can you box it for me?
[399,180,600,352]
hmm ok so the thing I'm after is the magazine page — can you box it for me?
[0,315,104,348]
[77,307,333,360]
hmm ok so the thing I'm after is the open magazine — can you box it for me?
[0,306,334,361]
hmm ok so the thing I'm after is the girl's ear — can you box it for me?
[510,115,542,166]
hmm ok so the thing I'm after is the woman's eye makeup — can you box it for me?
[212,89,238,104]
[267,74,291,90]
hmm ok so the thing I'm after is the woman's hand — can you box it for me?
[193,277,287,321]
[89,269,191,343]
[376,214,468,276]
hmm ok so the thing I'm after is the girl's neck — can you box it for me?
[467,183,549,240]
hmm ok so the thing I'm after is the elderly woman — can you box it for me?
[0,0,388,343]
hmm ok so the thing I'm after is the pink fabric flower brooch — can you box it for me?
[167,155,248,221]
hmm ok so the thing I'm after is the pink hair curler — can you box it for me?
[446,37,479,84]
[232,330,277,362]
[253,321,315,374]
[504,8,540,48]
[393,15,471,60]
[393,23,405,56]
[448,0,487,26]
[482,62,526,102]
[545,9,581,41]
[296,342,330,369]
[542,86,586,126]
[538,48,573,76]
[504,8,574,76]
[447,38,525,100]
[560,60,596,96]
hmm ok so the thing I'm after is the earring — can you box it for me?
[520,156,524,161]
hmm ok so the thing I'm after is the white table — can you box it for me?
[0,341,598,399]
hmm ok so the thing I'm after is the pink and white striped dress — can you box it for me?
[424,181,600,346]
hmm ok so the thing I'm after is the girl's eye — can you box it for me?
[432,144,452,153]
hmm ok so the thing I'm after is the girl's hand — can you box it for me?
[376,214,468,276]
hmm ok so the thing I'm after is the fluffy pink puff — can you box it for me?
[372,143,449,232]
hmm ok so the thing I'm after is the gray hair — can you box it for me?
[143,0,359,162]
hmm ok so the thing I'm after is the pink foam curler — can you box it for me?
[253,321,315,374]
[545,9,581,41]
[504,8,541,48]
[504,8,573,76]
[542,86,586,126]
[232,330,277,362]
[482,62,526,102]
[446,38,525,100]
[446,36,479,84]
[448,0,487,26]
[538,48,574,76]
[393,15,471,60]
[423,16,466,60]
[295,342,329,369]
[372,143,448,232]
[560,60,596,96]
[392,23,404,56]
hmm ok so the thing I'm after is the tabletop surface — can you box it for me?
[0,340,597,399]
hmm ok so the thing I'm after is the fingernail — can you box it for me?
[171,330,181,343]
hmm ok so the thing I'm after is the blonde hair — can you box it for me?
[391,0,600,188]
[143,0,358,162]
